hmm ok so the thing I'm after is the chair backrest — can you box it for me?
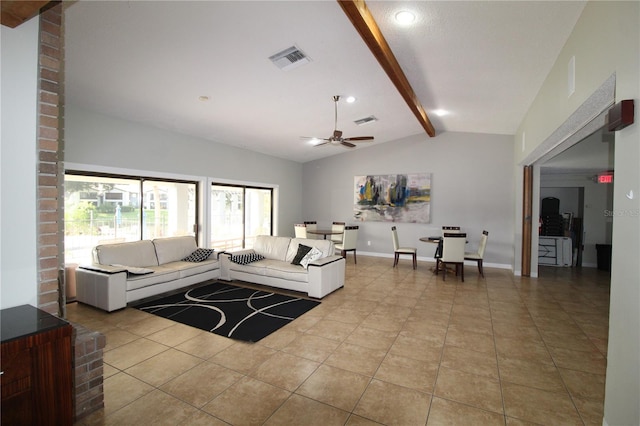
[441,233,466,262]
[331,221,345,243]
[294,223,307,238]
[340,226,359,250]
[477,230,489,258]
[304,221,317,232]
[442,226,461,235]
[391,226,400,251]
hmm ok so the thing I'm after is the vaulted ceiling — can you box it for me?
[52,1,586,162]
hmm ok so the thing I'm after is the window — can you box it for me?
[210,184,272,251]
[64,172,197,264]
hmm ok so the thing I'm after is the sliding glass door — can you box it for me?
[210,184,272,250]
[64,172,197,264]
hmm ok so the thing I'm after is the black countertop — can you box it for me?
[1,304,70,343]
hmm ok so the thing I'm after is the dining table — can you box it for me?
[307,229,343,240]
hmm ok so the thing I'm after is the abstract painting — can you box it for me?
[354,173,431,223]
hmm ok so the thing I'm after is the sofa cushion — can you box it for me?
[264,262,309,283]
[286,238,333,262]
[165,259,220,279]
[253,235,292,261]
[153,236,198,264]
[125,265,180,291]
[182,248,215,262]
[95,240,159,267]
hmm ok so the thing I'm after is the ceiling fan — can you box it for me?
[302,95,374,148]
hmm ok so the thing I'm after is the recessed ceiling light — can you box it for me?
[198,95,209,102]
[433,109,449,117]
[346,96,356,103]
[395,10,416,25]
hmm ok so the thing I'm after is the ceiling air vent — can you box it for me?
[354,115,378,126]
[269,45,311,71]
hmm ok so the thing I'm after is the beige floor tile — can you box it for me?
[102,362,119,379]
[573,396,605,426]
[161,361,243,407]
[125,348,203,387]
[440,345,499,380]
[360,312,405,333]
[494,335,553,365]
[103,338,169,370]
[296,364,370,411]
[427,396,505,425]
[102,328,140,351]
[306,318,358,342]
[502,382,583,425]
[103,372,154,415]
[374,353,438,393]
[282,333,340,362]
[434,366,503,414]
[558,367,606,401]
[251,351,320,391]
[498,355,565,392]
[178,410,229,425]
[324,342,387,377]
[540,329,598,352]
[389,334,443,364]
[492,322,541,341]
[445,327,496,355]
[210,341,277,374]
[548,346,607,374]
[104,389,200,425]
[118,314,177,337]
[144,322,204,347]
[202,376,291,425]
[353,379,430,426]
[400,319,448,346]
[174,331,235,359]
[265,394,350,425]
[345,413,386,425]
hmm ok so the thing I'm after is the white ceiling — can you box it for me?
[64,0,586,163]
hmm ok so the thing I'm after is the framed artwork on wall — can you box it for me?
[354,173,431,223]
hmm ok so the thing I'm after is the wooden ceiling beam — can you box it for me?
[338,0,435,137]
[1,1,55,28]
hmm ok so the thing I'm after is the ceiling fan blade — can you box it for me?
[343,136,374,142]
[341,141,356,148]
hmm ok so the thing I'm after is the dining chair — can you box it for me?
[434,226,461,258]
[436,233,466,281]
[391,226,417,269]
[335,226,358,263]
[294,223,307,238]
[464,230,489,278]
[330,221,345,244]
[304,221,318,239]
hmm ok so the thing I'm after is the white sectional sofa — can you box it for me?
[75,236,220,312]
[219,235,345,298]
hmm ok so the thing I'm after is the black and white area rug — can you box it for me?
[134,281,320,342]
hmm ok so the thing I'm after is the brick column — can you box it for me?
[37,3,64,315]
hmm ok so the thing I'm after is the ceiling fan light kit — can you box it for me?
[302,95,374,148]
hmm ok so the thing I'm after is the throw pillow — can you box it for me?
[182,248,215,262]
[230,252,265,265]
[299,246,323,268]
[291,244,312,266]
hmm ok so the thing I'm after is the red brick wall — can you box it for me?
[72,324,106,421]
[37,3,64,315]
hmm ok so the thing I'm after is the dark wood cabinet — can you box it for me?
[1,305,73,425]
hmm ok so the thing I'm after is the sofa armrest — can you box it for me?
[307,255,345,298]
[76,267,127,312]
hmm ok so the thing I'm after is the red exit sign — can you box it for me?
[598,173,614,184]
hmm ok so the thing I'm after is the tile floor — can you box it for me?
[68,257,610,425]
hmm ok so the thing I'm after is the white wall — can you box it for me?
[1,18,40,309]
[514,2,639,424]
[302,131,515,267]
[64,106,303,238]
